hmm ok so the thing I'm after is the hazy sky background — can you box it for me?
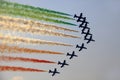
[0,0,120,80]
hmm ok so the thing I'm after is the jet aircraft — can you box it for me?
[49,68,60,76]
[76,43,87,51]
[66,51,78,59]
[58,60,69,68]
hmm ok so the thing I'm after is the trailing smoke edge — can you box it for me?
[0,0,82,73]
[0,66,47,72]
[0,43,64,55]
[0,56,56,64]
[0,0,71,16]
[0,21,80,38]
[0,15,78,32]
[0,0,77,26]
[0,33,73,46]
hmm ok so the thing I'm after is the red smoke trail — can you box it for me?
[0,44,64,55]
[0,66,46,72]
[0,56,56,64]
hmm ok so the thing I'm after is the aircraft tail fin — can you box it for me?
[74,14,77,18]
[66,53,70,56]
[58,61,61,65]
[49,70,52,73]
[76,44,79,48]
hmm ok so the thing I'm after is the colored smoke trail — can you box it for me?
[0,33,73,46]
[0,44,64,55]
[0,0,71,16]
[0,56,56,63]
[0,15,78,32]
[0,20,80,38]
[0,8,76,26]
[0,1,76,26]
[0,0,81,74]
[0,4,73,20]
[0,66,46,72]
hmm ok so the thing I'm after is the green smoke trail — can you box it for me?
[0,1,76,26]
[0,7,77,26]
[0,0,73,20]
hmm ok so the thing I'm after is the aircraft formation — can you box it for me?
[0,0,95,77]
[74,13,95,44]
[49,43,88,76]
[49,13,95,76]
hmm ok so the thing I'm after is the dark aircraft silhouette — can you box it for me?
[74,13,82,18]
[81,26,90,35]
[81,27,92,41]
[85,34,95,44]
[76,43,87,51]
[74,13,86,22]
[49,68,60,76]
[66,51,78,59]
[79,21,89,28]
[58,60,69,68]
